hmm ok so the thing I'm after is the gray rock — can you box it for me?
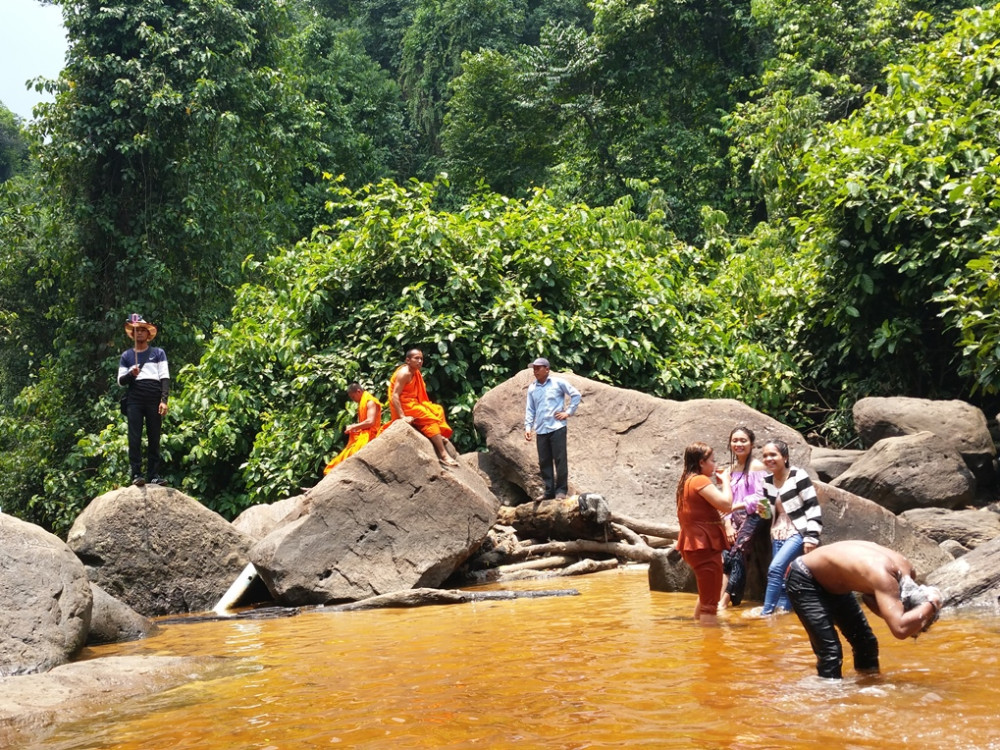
[0,515,92,676]
[940,539,970,558]
[86,584,158,645]
[809,447,865,482]
[231,495,305,541]
[815,482,952,577]
[250,422,501,605]
[926,536,1000,609]
[474,369,811,526]
[854,396,996,485]
[830,432,975,513]
[647,550,696,594]
[899,507,1000,549]
[466,451,531,507]
[0,655,234,746]
[66,485,254,617]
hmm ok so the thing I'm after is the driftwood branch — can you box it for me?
[520,538,659,564]
[325,587,580,611]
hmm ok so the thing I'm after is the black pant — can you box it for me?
[536,427,568,498]
[127,397,162,480]
[786,559,879,679]
[723,512,762,605]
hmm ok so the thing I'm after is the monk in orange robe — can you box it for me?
[386,349,458,466]
[323,383,383,474]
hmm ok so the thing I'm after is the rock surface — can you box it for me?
[926,536,1000,608]
[474,369,811,524]
[0,514,92,676]
[231,495,304,541]
[854,396,996,484]
[66,485,254,617]
[830,432,976,513]
[809,447,864,482]
[0,655,235,747]
[86,584,158,645]
[898,507,1000,550]
[815,482,953,577]
[250,422,501,605]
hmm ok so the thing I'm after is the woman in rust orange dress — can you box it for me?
[675,442,733,626]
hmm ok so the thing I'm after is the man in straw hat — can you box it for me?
[117,313,170,486]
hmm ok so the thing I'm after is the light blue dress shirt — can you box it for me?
[525,375,582,434]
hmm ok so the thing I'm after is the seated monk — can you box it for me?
[386,348,458,466]
[323,382,383,474]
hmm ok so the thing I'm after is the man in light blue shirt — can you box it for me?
[524,357,582,500]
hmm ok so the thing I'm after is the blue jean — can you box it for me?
[761,534,804,614]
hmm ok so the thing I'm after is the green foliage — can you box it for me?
[724,0,945,221]
[0,103,30,182]
[787,5,1000,400]
[441,0,758,240]
[293,17,412,228]
[400,0,526,157]
[162,177,783,515]
[33,0,321,372]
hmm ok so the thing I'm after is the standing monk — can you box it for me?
[387,349,458,466]
[786,540,943,679]
[323,383,383,474]
[117,313,170,486]
[524,357,581,499]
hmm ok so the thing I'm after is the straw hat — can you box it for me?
[124,313,157,340]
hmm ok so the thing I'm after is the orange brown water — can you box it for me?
[24,568,1000,749]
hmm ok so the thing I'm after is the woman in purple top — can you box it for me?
[720,426,769,609]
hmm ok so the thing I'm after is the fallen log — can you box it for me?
[465,557,618,585]
[324,587,580,611]
[496,494,679,543]
[520,538,659,564]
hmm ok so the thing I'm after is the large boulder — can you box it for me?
[231,495,304,541]
[854,396,997,485]
[809,447,864,482]
[67,485,253,617]
[815,482,952,577]
[926,536,1000,608]
[250,422,501,606]
[0,515,92,676]
[473,370,810,525]
[898,507,1000,550]
[86,584,158,646]
[830,432,975,513]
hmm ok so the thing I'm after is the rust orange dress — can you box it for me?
[385,365,453,439]
[323,391,383,474]
[677,474,729,615]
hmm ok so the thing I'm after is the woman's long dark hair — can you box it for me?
[676,442,713,510]
[728,425,756,488]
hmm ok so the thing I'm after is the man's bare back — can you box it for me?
[800,540,938,640]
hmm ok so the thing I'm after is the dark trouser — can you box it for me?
[723,512,762,605]
[127,397,162,480]
[786,558,879,679]
[536,427,568,498]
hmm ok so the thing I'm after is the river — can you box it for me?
[21,567,1000,749]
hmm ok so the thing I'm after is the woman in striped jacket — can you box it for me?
[757,439,822,615]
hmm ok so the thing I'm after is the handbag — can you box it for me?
[119,395,128,415]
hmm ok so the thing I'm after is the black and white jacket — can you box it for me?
[762,466,822,547]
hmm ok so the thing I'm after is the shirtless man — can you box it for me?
[785,540,943,679]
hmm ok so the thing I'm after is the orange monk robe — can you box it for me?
[323,391,383,474]
[386,365,453,439]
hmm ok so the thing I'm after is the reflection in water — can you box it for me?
[22,568,1000,749]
